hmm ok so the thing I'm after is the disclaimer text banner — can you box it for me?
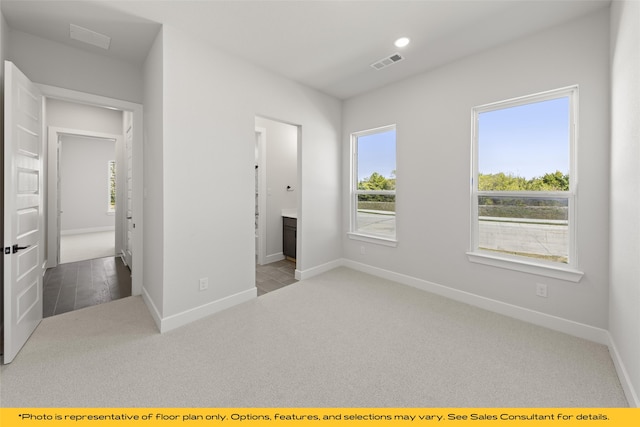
[1,408,639,427]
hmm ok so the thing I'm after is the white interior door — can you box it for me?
[3,61,44,364]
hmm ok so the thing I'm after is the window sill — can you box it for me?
[348,232,397,247]
[466,251,584,282]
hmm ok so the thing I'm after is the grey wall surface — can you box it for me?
[7,29,143,103]
[342,9,611,329]
[609,0,640,407]
[59,135,115,232]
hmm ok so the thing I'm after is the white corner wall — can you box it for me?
[46,98,124,135]
[7,28,143,103]
[343,10,611,335]
[155,25,341,330]
[0,6,7,338]
[141,28,164,324]
[0,7,7,68]
[609,0,640,407]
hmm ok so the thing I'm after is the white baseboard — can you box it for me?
[264,252,285,264]
[61,226,115,235]
[607,332,640,407]
[296,258,625,361]
[341,259,609,345]
[141,287,162,333]
[296,258,344,281]
[137,256,636,405]
[158,288,257,333]
[119,250,127,264]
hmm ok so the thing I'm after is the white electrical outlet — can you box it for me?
[536,283,548,298]
[199,277,209,291]
[360,246,366,255]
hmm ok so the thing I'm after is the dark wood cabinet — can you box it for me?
[283,216,297,260]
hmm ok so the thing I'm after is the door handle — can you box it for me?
[12,244,30,254]
[127,216,132,220]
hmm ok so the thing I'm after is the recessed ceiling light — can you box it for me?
[394,37,410,48]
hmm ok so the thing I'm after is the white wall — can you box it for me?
[7,29,143,103]
[0,3,8,339]
[255,116,298,261]
[0,4,6,68]
[141,28,164,320]
[151,25,341,328]
[343,10,610,330]
[59,135,115,233]
[46,98,124,134]
[609,0,640,407]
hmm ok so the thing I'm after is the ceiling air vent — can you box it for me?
[70,24,111,50]
[370,53,404,70]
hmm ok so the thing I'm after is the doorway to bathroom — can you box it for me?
[254,116,299,295]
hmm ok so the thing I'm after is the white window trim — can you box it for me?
[348,232,398,247]
[469,86,583,281]
[107,160,116,214]
[350,124,397,245]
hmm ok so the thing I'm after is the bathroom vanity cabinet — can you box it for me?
[283,216,297,260]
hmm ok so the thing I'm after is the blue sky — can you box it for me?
[357,128,396,181]
[356,97,568,183]
[478,97,570,179]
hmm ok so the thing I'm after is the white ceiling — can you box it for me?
[2,0,611,100]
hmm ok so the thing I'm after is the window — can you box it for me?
[108,160,116,213]
[469,87,582,281]
[350,125,396,244]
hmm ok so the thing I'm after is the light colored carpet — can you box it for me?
[60,231,116,264]
[0,267,628,407]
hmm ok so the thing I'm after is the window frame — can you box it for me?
[107,160,116,214]
[348,124,397,246]
[467,86,583,282]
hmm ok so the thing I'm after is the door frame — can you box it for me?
[47,128,122,267]
[254,116,301,268]
[38,84,143,296]
[255,126,267,265]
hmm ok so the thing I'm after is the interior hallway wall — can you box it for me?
[0,4,8,343]
[145,24,341,330]
[141,28,164,320]
[0,5,7,67]
[7,28,143,103]
[59,135,115,233]
[46,98,124,134]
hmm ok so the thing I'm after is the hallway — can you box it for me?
[43,257,132,318]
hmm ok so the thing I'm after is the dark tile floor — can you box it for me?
[256,259,297,296]
[43,256,295,318]
[43,256,132,318]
